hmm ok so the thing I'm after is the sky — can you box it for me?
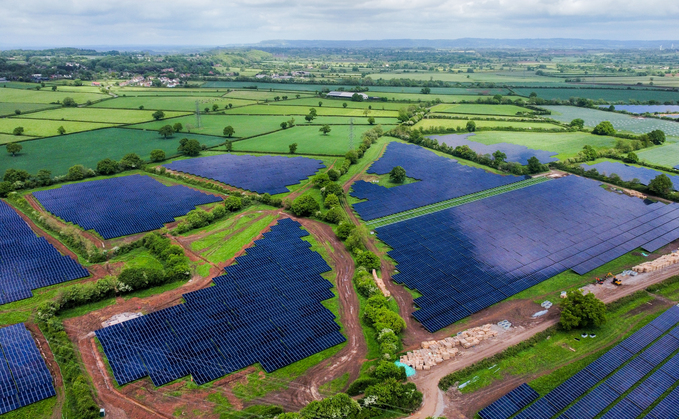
[1,0,679,48]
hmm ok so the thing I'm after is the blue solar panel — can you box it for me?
[429,133,559,165]
[561,383,619,419]
[582,161,679,191]
[350,142,526,221]
[599,398,643,419]
[514,398,559,419]
[0,200,89,305]
[376,174,679,331]
[33,174,222,239]
[165,154,325,195]
[0,324,56,414]
[544,370,599,411]
[96,219,345,387]
[626,369,676,410]
[647,385,679,419]
[478,383,539,419]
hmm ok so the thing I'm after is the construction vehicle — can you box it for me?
[595,277,604,285]
[612,276,622,286]
[606,272,614,279]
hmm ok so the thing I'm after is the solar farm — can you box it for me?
[429,133,559,164]
[581,161,679,188]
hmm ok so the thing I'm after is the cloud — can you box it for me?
[0,0,678,47]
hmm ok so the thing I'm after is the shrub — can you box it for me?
[372,361,407,381]
[119,153,144,170]
[347,377,379,396]
[324,193,340,209]
[224,196,243,211]
[67,165,87,181]
[321,182,343,199]
[592,121,616,136]
[324,206,344,224]
[336,222,355,240]
[150,149,166,162]
[291,195,319,217]
[96,158,118,175]
[327,168,340,181]
[356,251,380,271]
[354,271,379,297]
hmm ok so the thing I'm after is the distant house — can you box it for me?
[0,77,7,83]
[326,91,369,100]
[91,82,101,86]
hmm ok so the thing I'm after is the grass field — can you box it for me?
[0,133,37,144]
[514,87,679,103]
[130,114,398,138]
[415,118,563,131]
[0,88,107,104]
[0,118,116,137]
[224,104,398,117]
[15,107,189,124]
[430,103,531,116]
[544,106,679,136]
[458,131,617,160]
[0,102,59,117]
[0,127,225,175]
[91,96,256,111]
[236,124,396,155]
[381,93,491,103]
[275,97,407,110]
[636,141,679,168]
[222,90,316,101]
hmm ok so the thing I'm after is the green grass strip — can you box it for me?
[366,176,550,228]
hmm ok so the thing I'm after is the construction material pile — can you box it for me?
[633,251,679,273]
[399,324,498,371]
[372,269,391,297]
[625,189,646,199]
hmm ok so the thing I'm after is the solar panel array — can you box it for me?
[164,154,325,195]
[0,323,56,414]
[478,383,539,419]
[602,105,679,114]
[581,161,679,191]
[376,176,679,331]
[509,305,679,419]
[33,175,222,239]
[351,142,525,221]
[429,133,558,165]
[96,219,345,387]
[0,200,89,305]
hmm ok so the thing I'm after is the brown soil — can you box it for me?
[25,323,65,419]
[286,160,338,202]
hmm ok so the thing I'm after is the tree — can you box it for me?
[139,105,144,110]
[367,116,376,125]
[527,156,543,174]
[225,140,233,152]
[336,222,355,240]
[150,149,166,162]
[420,87,431,94]
[204,107,210,113]
[62,97,77,107]
[305,114,315,123]
[648,130,666,145]
[319,125,331,135]
[12,127,24,136]
[389,166,406,183]
[178,139,201,156]
[351,93,364,102]
[318,101,323,107]
[592,121,616,136]
[212,104,219,111]
[649,174,674,196]
[223,125,235,137]
[3,169,30,183]
[51,85,57,91]
[224,196,243,212]
[345,150,358,164]
[291,195,320,217]
[324,193,340,209]
[570,118,585,129]
[356,251,380,271]
[492,150,507,164]
[0,181,12,197]
[342,102,348,108]
[559,290,607,331]
[96,158,118,175]
[73,79,83,86]
[363,379,422,412]
[300,393,360,419]
[327,168,340,181]
[14,110,21,115]
[152,110,165,121]
[289,143,298,154]
[6,142,22,156]
[322,182,344,199]
[624,152,639,163]
[466,120,476,132]
[67,165,87,181]
[287,117,295,127]
[582,145,598,161]
[228,103,233,108]
[173,122,183,133]
[280,121,288,129]
[119,153,144,170]
[309,108,318,117]
[313,173,331,188]
[493,94,503,102]
[158,125,174,139]
[57,126,66,135]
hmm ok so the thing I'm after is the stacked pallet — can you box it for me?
[633,252,679,273]
[399,324,498,371]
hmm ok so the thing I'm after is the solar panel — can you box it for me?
[33,174,223,239]
[626,369,676,410]
[96,219,346,387]
[599,398,643,419]
[0,200,89,305]
[581,161,679,191]
[165,154,325,195]
[430,133,558,165]
[478,383,539,419]
[647,385,679,419]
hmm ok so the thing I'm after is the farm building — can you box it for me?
[326,91,369,100]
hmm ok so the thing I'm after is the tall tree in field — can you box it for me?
[6,142,22,157]
[159,125,174,139]
[560,290,607,331]
[319,125,331,135]
[389,166,406,183]
[152,110,165,120]
[223,126,235,137]
[289,143,298,154]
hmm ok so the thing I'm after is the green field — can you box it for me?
[0,127,225,175]
[0,102,59,117]
[379,93,489,103]
[0,118,116,137]
[91,96,256,111]
[544,106,679,136]
[224,104,398,117]
[237,124,395,155]
[514,87,679,103]
[16,108,189,124]
[430,103,531,115]
[0,133,37,144]
[0,88,107,104]
[222,90,316,101]
[275,97,406,110]
[462,131,617,159]
[636,141,679,167]
[131,114,398,138]
[415,118,563,131]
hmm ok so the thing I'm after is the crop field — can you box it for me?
[0,133,37,144]
[376,93,491,102]
[0,102,59,116]
[131,114,398,138]
[414,118,564,131]
[91,96,257,111]
[222,90,317,101]
[514,87,679,103]
[636,141,679,167]
[224,104,398,117]
[465,131,617,159]
[273,97,407,110]
[16,108,190,124]
[430,103,531,115]
[365,70,558,83]
[0,118,116,137]
[544,106,679,136]
[236,124,395,155]
[0,127,225,175]
[0,88,107,104]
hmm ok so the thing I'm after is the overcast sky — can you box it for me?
[1,0,679,48]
